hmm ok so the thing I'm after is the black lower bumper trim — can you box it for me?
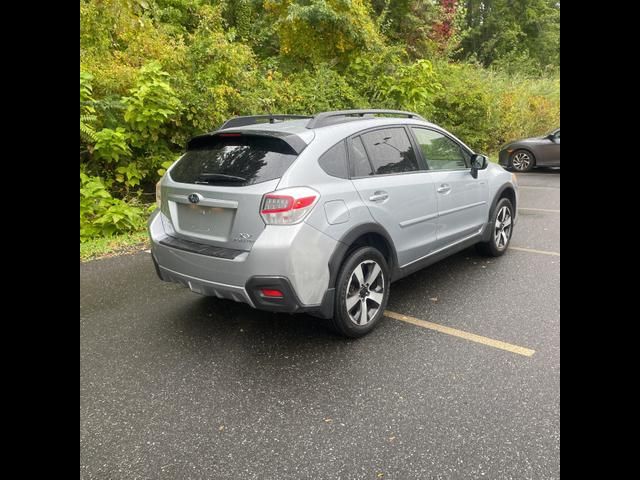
[159,235,245,259]
[245,276,334,319]
[150,253,166,281]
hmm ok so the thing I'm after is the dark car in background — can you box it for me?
[499,128,560,172]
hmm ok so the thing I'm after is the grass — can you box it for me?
[80,230,150,262]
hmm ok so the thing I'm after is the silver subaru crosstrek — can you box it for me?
[149,110,518,337]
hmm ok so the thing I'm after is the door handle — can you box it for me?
[369,191,389,202]
[437,184,451,194]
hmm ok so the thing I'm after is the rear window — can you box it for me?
[170,135,298,186]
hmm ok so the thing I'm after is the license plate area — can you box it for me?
[174,203,235,241]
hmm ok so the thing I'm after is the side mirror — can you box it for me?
[470,154,488,178]
[547,134,556,142]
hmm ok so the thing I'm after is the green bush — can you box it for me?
[123,62,182,143]
[427,61,559,153]
[430,61,493,152]
[93,127,131,163]
[486,71,560,149]
[80,172,147,241]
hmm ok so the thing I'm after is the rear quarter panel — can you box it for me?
[279,134,376,242]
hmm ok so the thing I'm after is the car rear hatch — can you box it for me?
[160,131,307,252]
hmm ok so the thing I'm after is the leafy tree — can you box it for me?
[264,0,384,67]
[459,0,560,72]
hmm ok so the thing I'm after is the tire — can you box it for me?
[476,198,514,257]
[331,246,390,338]
[510,149,535,172]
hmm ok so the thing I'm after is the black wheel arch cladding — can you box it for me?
[327,222,399,290]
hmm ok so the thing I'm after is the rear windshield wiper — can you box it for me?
[195,173,247,184]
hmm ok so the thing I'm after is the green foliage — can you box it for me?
[459,0,560,72]
[378,59,442,114]
[93,128,131,163]
[431,61,493,152]
[80,114,98,143]
[80,0,560,240]
[80,72,98,143]
[80,172,146,241]
[80,72,95,112]
[80,230,150,262]
[115,162,147,188]
[123,62,182,142]
[175,3,260,132]
[267,64,368,113]
[233,0,252,41]
[265,0,384,66]
[429,61,559,153]
[485,70,560,149]
[156,159,175,177]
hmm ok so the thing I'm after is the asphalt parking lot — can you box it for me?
[80,170,560,479]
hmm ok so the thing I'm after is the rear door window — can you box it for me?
[349,136,373,177]
[360,127,420,175]
[170,135,298,186]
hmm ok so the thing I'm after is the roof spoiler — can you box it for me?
[187,130,309,155]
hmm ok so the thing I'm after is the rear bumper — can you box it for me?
[148,209,338,317]
[151,254,334,317]
[151,254,255,306]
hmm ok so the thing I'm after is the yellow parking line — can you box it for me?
[510,246,560,256]
[519,207,560,213]
[384,310,535,357]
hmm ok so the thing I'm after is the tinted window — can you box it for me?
[170,135,297,186]
[349,136,373,177]
[319,141,348,178]
[411,128,469,170]
[361,128,419,175]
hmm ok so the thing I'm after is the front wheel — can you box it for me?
[510,150,535,172]
[331,246,390,338]
[476,198,514,257]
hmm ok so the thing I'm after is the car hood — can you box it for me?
[501,137,542,150]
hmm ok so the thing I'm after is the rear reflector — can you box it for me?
[260,288,284,298]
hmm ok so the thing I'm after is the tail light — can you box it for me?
[156,180,162,209]
[260,187,320,225]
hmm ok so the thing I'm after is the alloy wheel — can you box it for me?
[494,206,512,250]
[511,152,531,171]
[345,260,385,326]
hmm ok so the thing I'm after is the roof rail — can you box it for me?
[219,114,312,130]
[306,109,426,129]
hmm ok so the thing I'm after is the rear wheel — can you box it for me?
[331,246,390,338]
[510,150,535,172]
[476,198,514,257]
